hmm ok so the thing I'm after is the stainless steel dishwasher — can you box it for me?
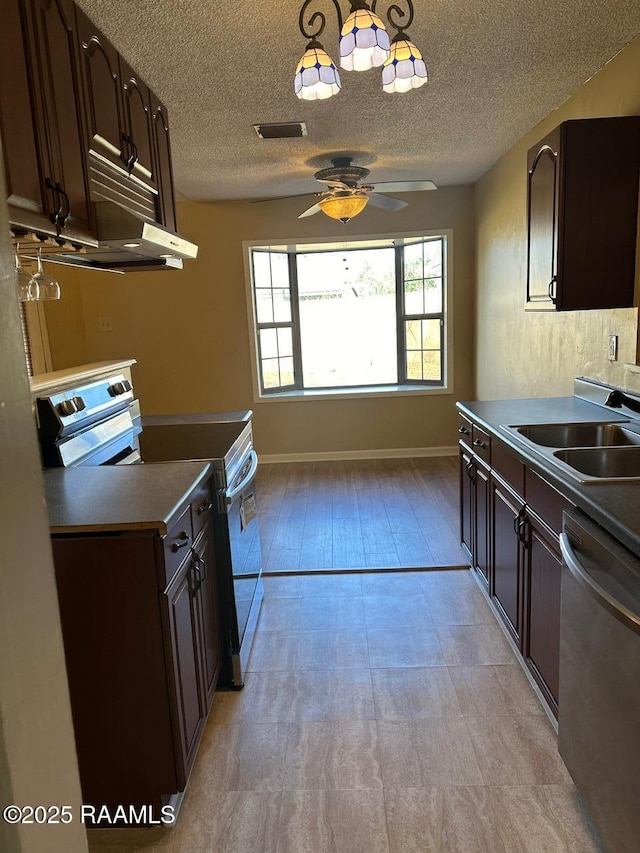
[559,509,640,853]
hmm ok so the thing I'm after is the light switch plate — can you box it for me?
[608,334,618,361]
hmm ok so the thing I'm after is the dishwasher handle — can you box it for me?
[560,532,640,635]
[226,449,258,505]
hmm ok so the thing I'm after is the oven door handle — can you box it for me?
[225,449,258,505]
[560,532,640,634]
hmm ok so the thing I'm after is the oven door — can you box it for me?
[222,449,263,686]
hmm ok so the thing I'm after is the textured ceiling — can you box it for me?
[75,0,640,203]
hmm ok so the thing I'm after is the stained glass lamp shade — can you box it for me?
[294,40,341,100]
[382,35,428,93]
[339,7,390,71]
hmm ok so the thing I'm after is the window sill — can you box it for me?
[255,385,452,403]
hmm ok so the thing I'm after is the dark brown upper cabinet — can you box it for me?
[75,8,126,172]
[76,9,157,191]
[150,95,177,231]
[526,116,640,311]
[3,0,180,242]
[2,0,97,245]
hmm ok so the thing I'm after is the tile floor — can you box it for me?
[87,569,604,852]
[258,457,468,571]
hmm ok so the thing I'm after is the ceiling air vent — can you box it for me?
[253,122,308,139]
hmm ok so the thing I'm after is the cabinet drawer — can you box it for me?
[163,504,193,585]
[457,414,473,447]
[191,480,214,540]
[492,438,525,498]
[471,425,491,466]
[525,469,572,535]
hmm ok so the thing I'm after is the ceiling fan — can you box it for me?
[256,157,437,223]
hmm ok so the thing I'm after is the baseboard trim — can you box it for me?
[260,446,458,464]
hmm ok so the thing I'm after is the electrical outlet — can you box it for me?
[98,316,113,332]
[608,334,618,361]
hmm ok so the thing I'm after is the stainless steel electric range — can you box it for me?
[35,375,263,689]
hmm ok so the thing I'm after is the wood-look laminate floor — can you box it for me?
[257,456,468,573]
[87,569,604,852]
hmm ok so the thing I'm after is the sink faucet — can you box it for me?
[605,389,640,414]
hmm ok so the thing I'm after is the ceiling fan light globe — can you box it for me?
[339,9,390,71]
[295,43,341,100]
[318,193,369,222]
[382,37,428,93]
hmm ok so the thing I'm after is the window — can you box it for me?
[247,234,450,397]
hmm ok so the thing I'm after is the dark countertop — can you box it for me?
[457,395,640,556]
[44,461,211,535]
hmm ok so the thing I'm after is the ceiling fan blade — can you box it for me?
[367,193,408,211]
[250,193,317,204]
[298,202,322,218]
[369,180,438,193]
[316,179,351,189]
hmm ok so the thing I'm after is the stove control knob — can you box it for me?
[122,379,132,392]
[108,381,127,396]
[56,399,78,417]
[72,395,86,411]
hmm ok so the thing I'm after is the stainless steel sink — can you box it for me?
[554,447,640,480]
[500,419,640,483]
[515,422,640,447]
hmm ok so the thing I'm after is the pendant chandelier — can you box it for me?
[294,0,428,101]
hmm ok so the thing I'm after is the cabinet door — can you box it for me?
[120,59,157,189]
[75,8,127,173]
[193,527,222,707]
[0,0,53,234]
[27,0,95,243]
[526,129,559,307]
[524,515,561,713]
[166,556,206,787]
[151,94,177,231]
[474,464,490,585]
[460,448,474,560]
[491,478,523,645]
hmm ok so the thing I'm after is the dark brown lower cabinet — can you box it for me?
[523,514,561,713]
[165,543,208,788]
[458,415,573,719]
[51,482,221,820]
[460,447,490,586]
[490,476,524,647]
[165,523,221,787]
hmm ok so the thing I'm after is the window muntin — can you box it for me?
[401,237,445,384]
[249,236,447,395]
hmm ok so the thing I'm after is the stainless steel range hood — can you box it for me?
[40,201,198,273]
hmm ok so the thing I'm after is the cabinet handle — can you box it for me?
[472,439,487,449]
[130,138,139,170]
[197,500,213,515]
[548,275,557,303]
[170,530,190,553]
[513,509,528,546]
[465,460,475,483]
[458,426,470,435]
[191,547,207,581]
[57,183,71,228]
[45,177,62,225]
[122,133,138,172]
[122,133,137,172]
[191,562,202,592]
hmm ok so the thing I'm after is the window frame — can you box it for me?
[244,230,453,403]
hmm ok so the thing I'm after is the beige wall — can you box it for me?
[0,153,87,852]
[46,186,476,456]
[475,35,640,401]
